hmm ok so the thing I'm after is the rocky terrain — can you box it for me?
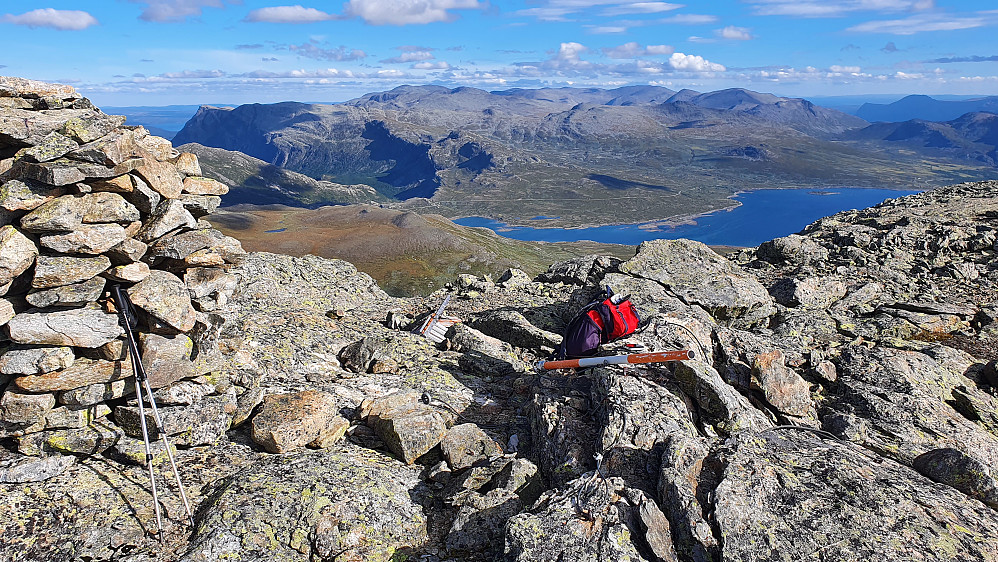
[2,78,998,562]
[171,85,996,227]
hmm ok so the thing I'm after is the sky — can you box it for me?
[2,0,998,106]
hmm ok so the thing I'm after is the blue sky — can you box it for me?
[2,1,997,106]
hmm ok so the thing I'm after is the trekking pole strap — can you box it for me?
[535,349,694,371]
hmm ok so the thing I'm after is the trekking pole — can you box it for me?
[535,349,694,372]
[111,285,195,540]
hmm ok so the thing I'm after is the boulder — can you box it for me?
[0,390,55,426]
[446,488,524,557]
[105,237,147,263]
[127,270,197,332]
[16,419,123,456]
[39,223,128,254]
[250,390,340,453]
[136,199,196,242]
[45,404,110,430]
[0,346,74,375]
[174,152,201,176]
[26,275,105,308]
[31,255,110,288]
[13,358,132,392]
[769,276,847,308]
[537,254,622,285]
[0,225,38,284]
[80,191,140,223]
[132,159,182,199]
[440,423,502,470]
[0,451,76,483]
[184,267,237,311]
[912,448,998,509]
[115,391,235,446]
[468,309,561,349]
[182,176,228,195]
[750,349,813,416]
[7,304,124,348]
[138,332,195,388]
[756,233,829,265]
[179,194,221,218]
[17,131,79,162]
[104,262,150,282]
[57,379,133,407]
[89,174,134,193]
[60,113,126,144]
[620,239,775,328]
[122,174,160,213]
[16,160,85,186]
[0,179,64,211]
[364,390,451,464]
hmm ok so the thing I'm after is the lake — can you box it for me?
[454,187,920,248]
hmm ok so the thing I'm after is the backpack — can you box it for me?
[557,286,641,360]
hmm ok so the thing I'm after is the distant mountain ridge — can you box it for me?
[856,94,998,122]
[172,85,996,224]
[848,111,998,166]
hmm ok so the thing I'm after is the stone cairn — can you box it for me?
[0,77,246,473]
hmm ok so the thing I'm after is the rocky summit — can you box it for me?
[1,77,997,562]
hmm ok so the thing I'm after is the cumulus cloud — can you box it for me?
[244,5,340,23]
[345,0,485,25]
[602,42,674,58]
[1,8,99,30]
[557,42,589,62]
[668,52,725,72]
[130,0,227,23]
[287,41,367,61]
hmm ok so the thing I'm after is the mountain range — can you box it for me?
[172,85,998,225]
[856,94,998,123]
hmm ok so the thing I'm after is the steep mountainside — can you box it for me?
[173,85,995,226]
[848,111,998,166]
[857,94,998,122]
[176,142,386,207]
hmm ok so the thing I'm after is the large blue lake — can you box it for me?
[455,187,920,248]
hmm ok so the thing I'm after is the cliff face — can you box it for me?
[1,78,998,562]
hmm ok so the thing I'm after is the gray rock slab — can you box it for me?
[620,238,775,329]
[127,269,197,332]
[0,389,56,425]
[26,275,106,308]
[39,223,128,254]
[715,431,998,561]
[0,345,74,375]
[138,332,195,389]
[7,304,124,348]
[133,159,182,199]
[0,179,65,212]
[0,225,38,284]
[365,390,450,464]
[137,199,196,242]
[32,255,110,288]
[440,423,502,470]
[0,451,76,483]
[13,357,132,392]
[181,446,429,562]
[80,191,140,223]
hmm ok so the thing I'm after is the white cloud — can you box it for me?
[557,42,589,62]
[718,26,753,40]
[660,14,719,24]
[668,52,725,72]
[748,0,935,17]
[245,5,339,23]
[590,25,628,33]
[847,14,986,34]
[2,8,99,30]
[602,42,674,58]
[412,61,452,69]
[381,51,435,63]
[345,0,485,25]
[601,2,683,16]
[288,42,367,61]
[130,0,226,23]
[829,64,862,73]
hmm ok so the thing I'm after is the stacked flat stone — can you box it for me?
[0,76,244,467]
